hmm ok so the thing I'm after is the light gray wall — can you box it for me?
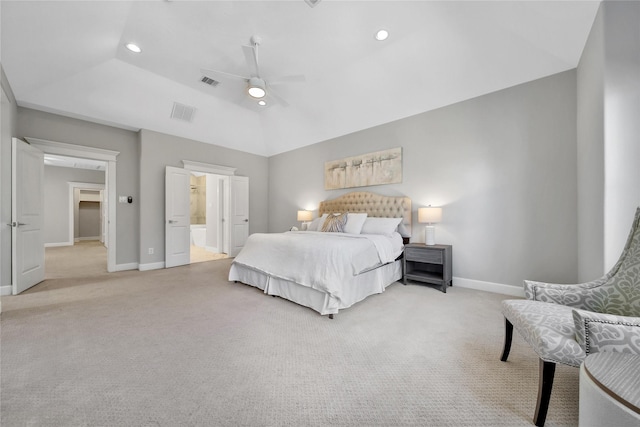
[138,129,268,267]
[576,1,640,279]
[16,108,140,266]
[576,4,605,281]
[269,71,578,288]
[43,165,105,244]
[601,1,640,269]
[1,66,18,291]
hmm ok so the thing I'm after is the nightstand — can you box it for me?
[403,243,452,293]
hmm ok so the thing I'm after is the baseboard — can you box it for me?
[139,262,165,271]
[77,236,100,241]
[114,263,138,272]
[453,277,524,297]
[0,285,12,296]
[45,242,73,248]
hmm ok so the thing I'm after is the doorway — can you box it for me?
[165,161,248,269]
[26,137,118,273]
[189,172,228,264]
[44,167,107,279]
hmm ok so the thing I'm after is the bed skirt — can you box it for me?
[228,260,402,316]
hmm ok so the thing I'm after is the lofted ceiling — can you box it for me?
[1,1,600,157]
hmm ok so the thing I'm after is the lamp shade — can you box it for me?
[297,210,313,222]
[418,207,442,224]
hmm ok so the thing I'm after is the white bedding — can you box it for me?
[230,231,403,301]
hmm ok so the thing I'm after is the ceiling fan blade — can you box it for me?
[269,74,306,85]
[200,68,249,82]
[267,87,289,108]
[242,44,260,77]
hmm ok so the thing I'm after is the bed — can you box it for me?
[228,192,412,317]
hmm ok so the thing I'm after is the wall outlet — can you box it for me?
[148,248,154,255]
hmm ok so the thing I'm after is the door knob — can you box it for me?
[168,220,177,224]
[244,219,249,222]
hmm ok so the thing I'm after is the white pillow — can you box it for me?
[306,214,327,231]
[360,217,403,236]
[396,222,410,237]
[343,213,368,234]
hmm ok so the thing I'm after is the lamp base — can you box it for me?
[425,225,436,245]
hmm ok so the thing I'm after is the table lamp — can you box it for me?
[297,210,313,230]
[418,206,442,245]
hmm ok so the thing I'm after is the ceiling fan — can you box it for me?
[201,35,305,107]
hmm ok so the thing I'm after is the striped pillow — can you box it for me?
[321,212,348,232]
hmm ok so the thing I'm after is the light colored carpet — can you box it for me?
[0,244,579,426]
[191,245,228,264]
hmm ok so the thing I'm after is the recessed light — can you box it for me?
[258,100,267,106]
[125,43,141,53]
[375,29,389,41]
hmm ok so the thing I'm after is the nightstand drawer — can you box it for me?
[404,247,443,264]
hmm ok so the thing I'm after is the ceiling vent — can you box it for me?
[171,102,196,123]
[304,0,322,7]
[201,76,220,87]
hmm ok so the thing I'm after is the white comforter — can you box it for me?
[231,231,403,299]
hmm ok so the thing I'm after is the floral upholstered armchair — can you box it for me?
[500,207,640,427]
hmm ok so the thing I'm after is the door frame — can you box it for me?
[25,137,119,272]
[182,160,236,257]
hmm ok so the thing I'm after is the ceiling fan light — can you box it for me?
[248,86,266,98]
[125,43,141,53]
[248,77,266,99]
[375,29,389,41]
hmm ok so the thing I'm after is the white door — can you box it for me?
[229,176,249,257]
[12,138,45,294]
[165,166,191,268]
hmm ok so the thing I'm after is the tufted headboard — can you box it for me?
[318,191,412,237]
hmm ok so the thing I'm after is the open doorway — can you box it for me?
[26,137,118,273]
[189,171,229,264]
[43,157,107,279]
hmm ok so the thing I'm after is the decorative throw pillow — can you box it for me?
[343,213,368,234]
[321,212,348,232]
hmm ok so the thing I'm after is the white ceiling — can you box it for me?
[1,1,600,157]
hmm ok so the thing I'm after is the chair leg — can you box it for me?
[500,318,513,362]
[534,359,556,427]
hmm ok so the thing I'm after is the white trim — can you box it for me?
[453,277,525,297]
[139,262,165,271]
[26,137,120,161]
[45,242,72,248]
[0,285,12,296]
[114,262,139,272]
[182,160,236,176]
[24,137,119,273]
